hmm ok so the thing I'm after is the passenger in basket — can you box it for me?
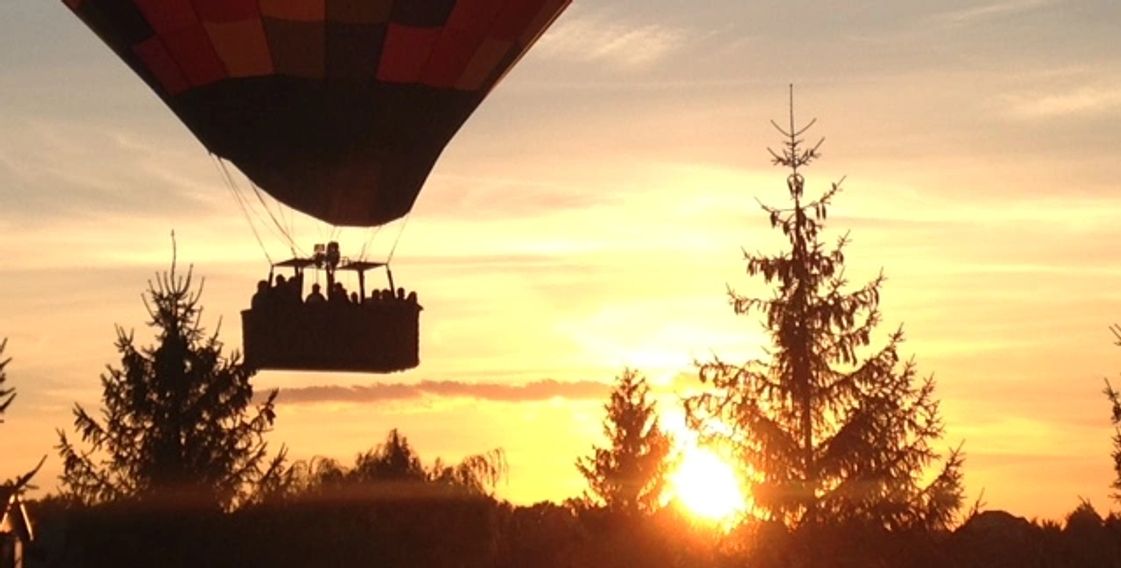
[329,282,348,304]
[274,275,299,307]
[251,280,270,310]
[306,283,326,304]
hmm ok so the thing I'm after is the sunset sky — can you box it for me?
[3,0,1121,520]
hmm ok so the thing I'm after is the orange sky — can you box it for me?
[3,0,1121,520]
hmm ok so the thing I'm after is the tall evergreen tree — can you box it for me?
[1,339,45,490]
[57,261,282,510]
[1105,325,1121,504]
[0,339,14,422]
[686,91,963,531]
[577,369,672,517]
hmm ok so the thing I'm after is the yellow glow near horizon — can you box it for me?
[669,446,747,523]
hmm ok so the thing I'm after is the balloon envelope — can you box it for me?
[64,0,569,226]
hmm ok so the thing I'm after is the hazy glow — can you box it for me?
[669,446,747,523]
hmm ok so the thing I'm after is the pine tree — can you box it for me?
[577,369,672,517]
[57,261,282,510]
[0,339,13,422]
[1105,325,1121,504]
[685,90,963,531]
[1,339,45,490]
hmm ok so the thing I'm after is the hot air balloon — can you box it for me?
[64,0,570,373]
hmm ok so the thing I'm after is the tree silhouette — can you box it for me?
[429,449,508,497]
[0,339,14,422]
[1105,325,1121,504]
[233,430,508,568]
[352,428,428,483]
[577,369,672,517]
[686,90,963,531]
[1,339,45,492]
[57,261,282,510]
[264,428,507,503]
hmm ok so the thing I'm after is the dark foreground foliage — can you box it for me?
[22,497,1121,568]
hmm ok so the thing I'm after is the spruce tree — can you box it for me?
[57,261,282,510]
[686,90,963,531]
[577,369,672,517]
[1,339,45,490]
[0,339,13,422]
[1105,325,1121,504]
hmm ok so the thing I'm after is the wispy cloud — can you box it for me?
[535,11,686,69]
[273,379,611,405]
[1002,86,1121,119]
[0,117,217,224]
[933,0,1055,25]
[422,172,613,220]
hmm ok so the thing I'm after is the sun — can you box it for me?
[668,446,747,523]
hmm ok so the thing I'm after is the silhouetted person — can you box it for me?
[289,270,304,301]
[406,291,418,304]
[350,292,359,304]
[306,283,326,304]
[397,287,406,301]
[273,275,298,307]
[273,275,287,300]
[329,282,348,304]
[251,280,270,310]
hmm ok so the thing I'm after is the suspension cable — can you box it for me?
[359,224,384,262]
[276,191,295,250]
[216,159,292,251]
[212,156,272,265]
[386,213,412,265]
[248,179,300,257]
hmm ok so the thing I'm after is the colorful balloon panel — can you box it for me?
[64,0,569,226]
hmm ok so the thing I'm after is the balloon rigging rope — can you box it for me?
[212,156,272,265]
[216,159,292,255]
[359,224,384,262]
[215,159,267,235]
[248,179,301,257]
[211,157,405,266]
[386,213,411,265]
[315,217,327,245]
[275,192,295,250]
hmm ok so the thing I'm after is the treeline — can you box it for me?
[27,428,504,567]
[21,453,1121,568]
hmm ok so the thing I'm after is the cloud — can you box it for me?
[0,116,219,225]
[933,0,1055,25]
[535,11,686,69]
[418,172,614,220]
[1003,86,1121,119]
[273,379,611,405]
